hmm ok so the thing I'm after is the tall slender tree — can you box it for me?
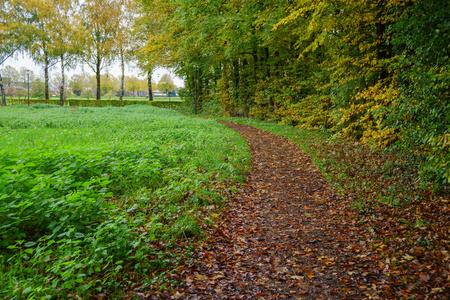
[133,0,176,101]
[79,0,121,100]
[114,0,136,101]
[27,1,54,100]
[49,0,80,105]
[0,0,36,104]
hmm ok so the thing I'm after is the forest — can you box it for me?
[146,0,449,189]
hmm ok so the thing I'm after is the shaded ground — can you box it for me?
[166,121,448,299]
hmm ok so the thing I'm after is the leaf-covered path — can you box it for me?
[173,121,387,299]
[170,122,448,300]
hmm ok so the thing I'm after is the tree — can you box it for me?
[0,65,20,102]
[31,77,45,98]
[100,74,119,96]
[0,65,19,83]
[18,68,35,95]
[125,75,142,97]
[16,88,27,100]
[0,0,35,64]
[133,0,176,101]
[0,0,37,105]
[79,0,122,100]
[48,0,81,105]
[26,0,55,100]
[81,89,95,100]
[0,75,6,106]
[157,73,174,93]
[5,84,16,97]
[114,0,136,100]
[69,73,91,96]
[5,1,81,103]
[50,72,69,98]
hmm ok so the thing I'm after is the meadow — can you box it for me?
[0,105,249,298]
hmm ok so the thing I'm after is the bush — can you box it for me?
[6,98,184,109]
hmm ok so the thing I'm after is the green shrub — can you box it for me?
[6,98,184,109]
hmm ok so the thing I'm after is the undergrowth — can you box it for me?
[0,105,250,298]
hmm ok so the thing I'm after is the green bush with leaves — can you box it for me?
[0,105,249,298]
[6,98,184,109]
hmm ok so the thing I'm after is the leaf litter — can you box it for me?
[149,121,449,299]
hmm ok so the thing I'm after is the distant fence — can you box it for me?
[5,98,184,109]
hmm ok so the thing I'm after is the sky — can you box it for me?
[1,53,185,88]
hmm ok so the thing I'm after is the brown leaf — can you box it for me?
[419,274,430,282]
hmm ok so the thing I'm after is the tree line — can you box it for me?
[0,64,176,99]
[140,0,449,188]
[0,0,169,104]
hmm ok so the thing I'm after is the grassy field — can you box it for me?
[0,105,249,298]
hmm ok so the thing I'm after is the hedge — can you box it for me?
[4,98,184,109]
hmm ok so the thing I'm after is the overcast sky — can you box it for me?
[1,53,185,87]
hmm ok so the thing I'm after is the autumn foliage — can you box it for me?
[143,0,449,189]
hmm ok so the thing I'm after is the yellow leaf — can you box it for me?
[402,254,414,261]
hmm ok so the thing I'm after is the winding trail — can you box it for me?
[177,122,386,299]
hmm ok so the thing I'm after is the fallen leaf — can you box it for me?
[419,274,430,282]
[195,274,206,280]
[402,254,414,261]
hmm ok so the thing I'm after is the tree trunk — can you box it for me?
[44,53,49,100]
[96,55,101,100]
[148,71,153,101]
[375,0,391,81]
[197,68,204,108]
[264,47,270,79]
[120,48,125,101]
[232,60,240,104]
[252,48,259,84]
[242,59,249,117]
[269,51,280,112]
[60,54,65,106]
[0,75,6,106]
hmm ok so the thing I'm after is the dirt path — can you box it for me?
[176,122,387,299]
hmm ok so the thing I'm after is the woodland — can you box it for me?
[149,0,449,189]
[0,0,449,298]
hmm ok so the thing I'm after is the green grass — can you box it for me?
[0,104,249,298]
